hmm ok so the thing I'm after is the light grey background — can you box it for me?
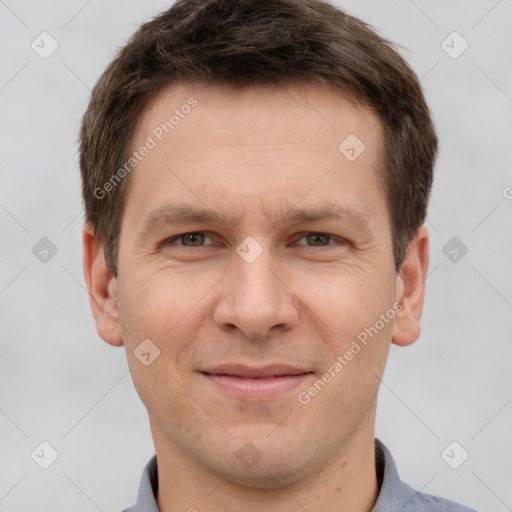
[1,1,511,511]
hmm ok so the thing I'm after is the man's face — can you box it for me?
[105,82,402,485]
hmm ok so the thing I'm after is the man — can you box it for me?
[80,0,476,510]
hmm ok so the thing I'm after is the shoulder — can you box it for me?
[398,483,478,512]
[374,439,478,512]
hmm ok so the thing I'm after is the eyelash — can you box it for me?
[162,232,346,249]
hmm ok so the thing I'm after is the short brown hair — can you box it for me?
[80,0,438,277]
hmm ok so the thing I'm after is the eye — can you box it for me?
[164,232,215,247]
[295,233,342,247]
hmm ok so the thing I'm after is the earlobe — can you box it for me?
[391,226,430,347]
[82,226,124,347]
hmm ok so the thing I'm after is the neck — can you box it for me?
[153,418,379,512]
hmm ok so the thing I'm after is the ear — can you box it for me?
[82,225,124,347]
[392,225,429,347]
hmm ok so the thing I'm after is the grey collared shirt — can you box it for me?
[122,439,477,512]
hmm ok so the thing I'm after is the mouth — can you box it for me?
[199,364,314,400]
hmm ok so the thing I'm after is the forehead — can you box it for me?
[138,80,380,146]
[122,80,387,233]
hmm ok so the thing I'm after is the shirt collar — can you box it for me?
[131,452,159,512]
[127,438,460,512]
[371,439,423,511]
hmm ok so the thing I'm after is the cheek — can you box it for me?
[116,268,208,412]
[302,266,395,403]
[296,272,394,428]
[119,265,217,341]
[305,266,393,336]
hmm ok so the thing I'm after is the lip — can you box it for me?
[199,364,313,400]
[200,363,310,378]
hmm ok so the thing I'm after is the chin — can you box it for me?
[206,436,319,489]
[221,459,311,490]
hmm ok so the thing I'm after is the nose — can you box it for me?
[213,244,300,340]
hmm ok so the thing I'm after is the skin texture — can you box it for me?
[83,81,429,512]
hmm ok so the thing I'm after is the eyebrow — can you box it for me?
[136,203,373,238]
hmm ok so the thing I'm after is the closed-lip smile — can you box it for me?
[199,364,314,400]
